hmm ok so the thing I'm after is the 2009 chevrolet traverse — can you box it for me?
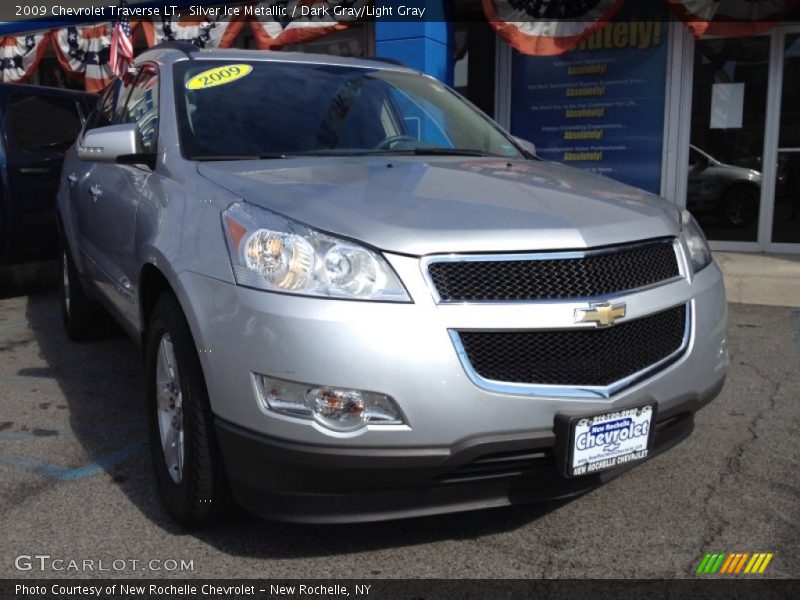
[57,44,727,527]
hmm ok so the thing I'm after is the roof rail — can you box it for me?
[146,41,200,59]
[369,56,409,68]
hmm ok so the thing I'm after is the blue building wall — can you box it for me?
[374,0,454,85]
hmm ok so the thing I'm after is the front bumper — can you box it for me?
[175,252,727,522]
[215,375,722,523]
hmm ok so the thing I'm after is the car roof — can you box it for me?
[135,45,418,74]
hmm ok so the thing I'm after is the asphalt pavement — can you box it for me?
[0,276,798,579]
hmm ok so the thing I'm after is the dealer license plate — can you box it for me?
[568,405,654,476]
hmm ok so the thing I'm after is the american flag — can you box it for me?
[109,1,134,78]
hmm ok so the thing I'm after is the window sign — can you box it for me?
[510,3,669,194]
[710,83,745,129]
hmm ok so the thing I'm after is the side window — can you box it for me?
[84,80,121,132]
[114,73,138,123]
[118,64,159,154]
[6,94,83,152]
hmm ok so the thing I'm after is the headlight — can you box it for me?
[222,202,409,301]
[681,210,712,273]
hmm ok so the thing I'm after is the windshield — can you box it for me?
[173,60,523,160]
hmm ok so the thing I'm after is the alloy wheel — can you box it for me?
[155,333,184,483]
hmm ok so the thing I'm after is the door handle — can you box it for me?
[67,173,78,184]
[20,167,51,174]
[89,184,103,201]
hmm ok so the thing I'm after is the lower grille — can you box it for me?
[456,304,688,388]
[434,449,554,484]
[433,412,694,485]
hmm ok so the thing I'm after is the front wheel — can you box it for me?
[145,291,232,528]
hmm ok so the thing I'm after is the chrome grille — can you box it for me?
[455,304,688,389]
[427,239,680,302]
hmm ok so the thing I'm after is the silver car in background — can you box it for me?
[687,145,762,227]
[57,45,727,527]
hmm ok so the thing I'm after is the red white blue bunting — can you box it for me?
[482,0,627,56]
[665,0,799,38]
[141,16,245,48]
[51,24,116,92]
[16,0,800,84]
[247,0,358,49]
[0,33,50,83]
[484,0,799,55]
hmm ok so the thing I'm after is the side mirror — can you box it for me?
[513,136,537,157]
[78,123,150,166]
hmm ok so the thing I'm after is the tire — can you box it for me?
[145,291,232,528]
[718,185,759,227]
[59,239,116,341]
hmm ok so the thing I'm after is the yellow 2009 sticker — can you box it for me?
[186,64,253,90]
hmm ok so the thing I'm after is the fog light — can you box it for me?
[255,375,404,432]
[309,388,364,430]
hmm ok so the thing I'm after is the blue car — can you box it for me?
[0,83,95,265]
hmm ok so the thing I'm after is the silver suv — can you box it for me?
[57,45,727,527]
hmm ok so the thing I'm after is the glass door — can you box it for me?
[770,32,800,245]
[685,37,771,244]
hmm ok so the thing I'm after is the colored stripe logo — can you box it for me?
[696,552,774,574]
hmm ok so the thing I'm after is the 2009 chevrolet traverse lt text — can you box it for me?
[57,45,727,527]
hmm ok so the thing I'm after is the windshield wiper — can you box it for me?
[411,148,505,157]
[191,154,290,161]
[315,148,505,158]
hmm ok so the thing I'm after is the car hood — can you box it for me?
[713,162,762,182]
[197,156,681,255]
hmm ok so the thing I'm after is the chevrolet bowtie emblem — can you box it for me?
[575,302,627,327]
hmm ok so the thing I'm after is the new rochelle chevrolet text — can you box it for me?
[57,46,727,527]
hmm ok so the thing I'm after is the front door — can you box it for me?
[74,64,159,329]
[75,161,150,324]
